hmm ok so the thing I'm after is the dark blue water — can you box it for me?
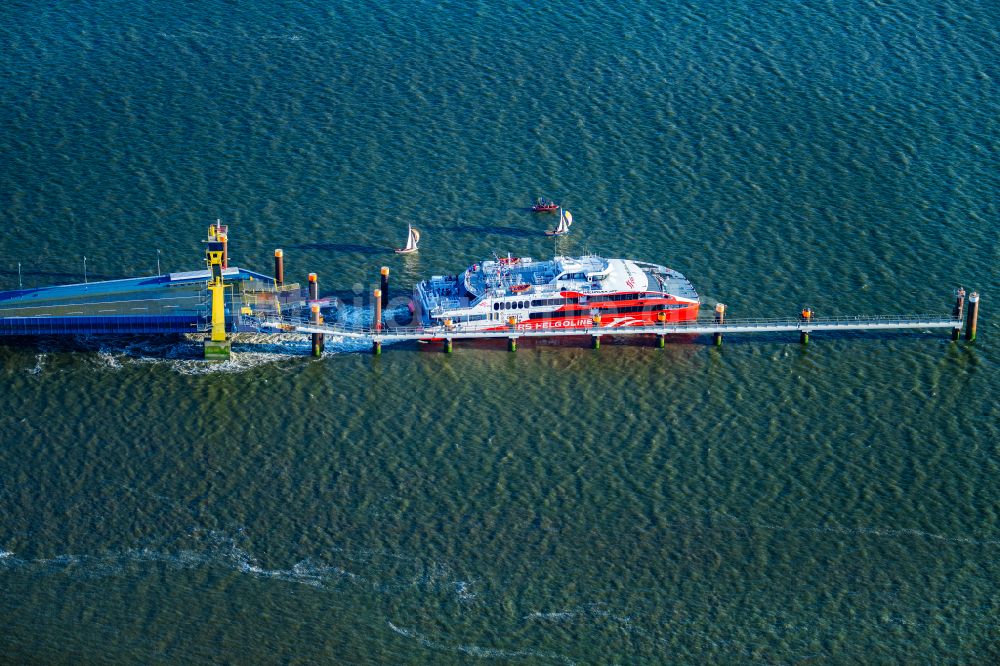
[1,1,997,662]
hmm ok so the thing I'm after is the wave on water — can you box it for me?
[0,529,484,604]
[706,510,1000,546]
[387,621,576,665]
[27,354,46,375]
[0,530,364,589]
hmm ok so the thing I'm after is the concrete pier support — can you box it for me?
[204,339,231,361]
[965,292,980,341]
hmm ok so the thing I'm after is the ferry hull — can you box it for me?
[417,304,700,340]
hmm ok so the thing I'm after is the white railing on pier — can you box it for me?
[251,313,962,342]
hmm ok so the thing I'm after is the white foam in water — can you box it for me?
[21,303,413,377]
[524,610,577,622]
[387,621,576,664]
[27,353,47,375]
[1,528,370,592]
[453,580,477,601]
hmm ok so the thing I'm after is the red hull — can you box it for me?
[485,303,700,332]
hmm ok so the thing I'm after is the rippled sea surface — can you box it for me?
[1,1,997,663]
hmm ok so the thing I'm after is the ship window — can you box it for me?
[493,302,499,310]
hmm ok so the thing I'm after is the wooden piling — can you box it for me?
[310,304,323,357]
[965,291,979,341]
[373,289,383,332]
[273,249,284,287]
[952,288,966,341]
[380,267,390,308]
[713,304,726,346]
[308,272,318,301]
[799,307,813,344]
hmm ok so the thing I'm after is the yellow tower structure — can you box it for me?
[203,224,231,360]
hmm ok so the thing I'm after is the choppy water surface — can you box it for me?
[1,1,997,663]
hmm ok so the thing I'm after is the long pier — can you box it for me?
[258,312,965,351]
[0,225,982,358]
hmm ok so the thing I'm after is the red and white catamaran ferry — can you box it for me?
[412,254,700,333]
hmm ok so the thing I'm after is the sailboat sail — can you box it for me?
[396,225,420,253]
[545,209,573,236]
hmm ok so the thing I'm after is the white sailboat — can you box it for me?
[395,225,420,254]
[545,208,573,236]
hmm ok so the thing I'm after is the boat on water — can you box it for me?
[412,253,700,334]
[531,198,559,212]
[395,225,420,254]
[545,209,573,236]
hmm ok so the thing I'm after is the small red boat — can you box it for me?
[531,198,559,212]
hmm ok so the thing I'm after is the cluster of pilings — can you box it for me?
[272,246,328,358]
[951,288,981,342]
[371,265,391,355]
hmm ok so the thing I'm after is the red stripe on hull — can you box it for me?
[471,304,700,332]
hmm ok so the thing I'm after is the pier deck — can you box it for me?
[259,314,963,342]
[0,267,272,336]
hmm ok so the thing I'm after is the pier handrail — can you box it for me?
[251,313,962,340]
